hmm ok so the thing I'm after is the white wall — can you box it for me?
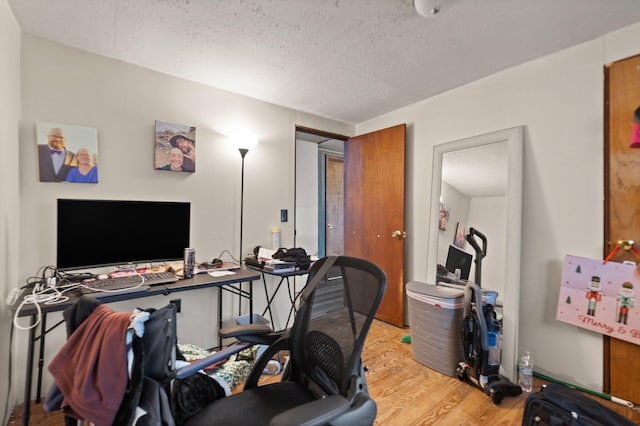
[294,139,319,254]
[356,22,640,391]
[467,196,507,302]
[0,0,21,422]
[13,34,353,403]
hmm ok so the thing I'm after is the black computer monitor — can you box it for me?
[57,199,190,270]
[445,245,473,280]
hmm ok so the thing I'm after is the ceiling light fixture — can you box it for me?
[414,0,447,17]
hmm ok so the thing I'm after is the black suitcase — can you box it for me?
[522,383,636,425]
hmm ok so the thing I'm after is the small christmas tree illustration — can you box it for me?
[566,296,571,304]
[576,265,582,273]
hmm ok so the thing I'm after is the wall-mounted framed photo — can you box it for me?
[155,120,196,172]
[439,203,449,231]
[454,222,466,248]
[36,122,98,183]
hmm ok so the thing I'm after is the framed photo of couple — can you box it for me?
[154,120,196,173]
[36,121,99,184]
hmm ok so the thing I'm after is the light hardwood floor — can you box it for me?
[9,319,640,425]
[364,319,640,425]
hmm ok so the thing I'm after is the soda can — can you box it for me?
[183,248,195,278]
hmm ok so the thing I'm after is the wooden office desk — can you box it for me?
[10,268,260,426]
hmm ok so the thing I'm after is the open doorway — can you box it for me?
[295,127,346,257]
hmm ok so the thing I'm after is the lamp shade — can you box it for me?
[231,132,259,151]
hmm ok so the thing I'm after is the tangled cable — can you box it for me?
[11,265,81,330]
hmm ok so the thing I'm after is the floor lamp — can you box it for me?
[233,133,258,266]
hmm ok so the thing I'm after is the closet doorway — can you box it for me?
[294,127,346,258]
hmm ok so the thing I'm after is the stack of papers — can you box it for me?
[257,247,297,274]
[264,260,297,274]
[257,247,277,260]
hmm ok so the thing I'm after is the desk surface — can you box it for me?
[11,268,261,317]
[247,265,310,277]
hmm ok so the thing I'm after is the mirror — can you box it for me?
[427,126,523,381]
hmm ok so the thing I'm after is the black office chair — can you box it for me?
[186,255,387,426]
[47,256,386,426]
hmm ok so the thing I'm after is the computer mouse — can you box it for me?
[211,258,223,267]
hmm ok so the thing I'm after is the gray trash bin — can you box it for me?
[406,281,465,377]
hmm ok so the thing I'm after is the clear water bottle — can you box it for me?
[271,227,281,250]
[518,351,534,392]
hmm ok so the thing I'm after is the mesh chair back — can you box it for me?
[289,256,386,396]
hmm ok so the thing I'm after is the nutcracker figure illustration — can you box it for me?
[616,281,635,325]
[585,276,602,316]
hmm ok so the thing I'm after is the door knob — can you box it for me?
[392,230,406,239]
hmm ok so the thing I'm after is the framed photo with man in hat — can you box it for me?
[154,120,196,172]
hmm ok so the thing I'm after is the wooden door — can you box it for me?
[325,155,344,255]
[344,124,406,326]
[604,53,640,401]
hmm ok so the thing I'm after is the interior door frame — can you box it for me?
[294,126,348,255]
[321,153,344,257]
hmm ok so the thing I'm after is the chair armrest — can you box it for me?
[270,395,350,426]
[220,324,285,346]
[219,323,273,338]
[243,336,290,389]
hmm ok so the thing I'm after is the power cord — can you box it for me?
[11,265,80,331]
[10,264,165,331]
[22,264,57,289]
[216,249,239,264]
[57,269,95,285]
[12,284,78,331]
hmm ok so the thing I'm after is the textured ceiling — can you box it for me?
[8,0,640,124]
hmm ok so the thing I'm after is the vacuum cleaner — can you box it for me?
[456,227,522,404]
